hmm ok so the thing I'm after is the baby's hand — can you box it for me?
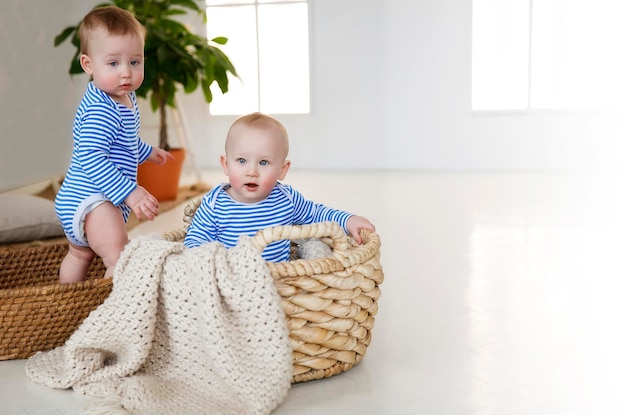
[346,215,376,244]
[147,147,175,165]
[126,186,159,221]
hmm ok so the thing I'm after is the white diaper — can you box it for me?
[67,193,108,247]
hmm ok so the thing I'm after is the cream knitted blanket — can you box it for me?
[25,235,292,414]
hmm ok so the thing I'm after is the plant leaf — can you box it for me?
[170,0,203,15]
[211,36,228,46]
[54,26,77,47]
[201,78,214,103]
[69,54,83,75]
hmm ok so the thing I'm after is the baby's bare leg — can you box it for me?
[83,202,129,279]
[59,243,96,283]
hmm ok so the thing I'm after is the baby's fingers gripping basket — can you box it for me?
[169,197,385,383]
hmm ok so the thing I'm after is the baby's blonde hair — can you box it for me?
[226,112,289,155]
[78,6,146,55]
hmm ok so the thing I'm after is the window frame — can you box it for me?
[471,0,625,113]
[205,0,312,116]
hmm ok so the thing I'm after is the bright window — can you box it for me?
[472,0,626,111]
[206,0,310,115]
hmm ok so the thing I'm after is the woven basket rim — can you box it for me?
[0,276,111,299]
[167,196,383,276]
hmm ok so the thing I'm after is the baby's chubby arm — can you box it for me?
[146,146,175,165]
[346,215,376,244]
[125,185,159,221]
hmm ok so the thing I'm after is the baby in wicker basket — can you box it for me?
[55,7,173,283]
[184,112,375,262]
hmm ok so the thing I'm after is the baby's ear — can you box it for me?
[79,54,93,74]
[219,154,229,175]
[279,160,291,180]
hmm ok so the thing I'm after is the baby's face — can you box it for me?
[81,27,144,104]
[221,125,290,204]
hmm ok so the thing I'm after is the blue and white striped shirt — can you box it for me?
[55,82,152,239]
[184,182,353,262]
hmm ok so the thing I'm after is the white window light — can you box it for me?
[472,0,626,111]
[206,0,311,115]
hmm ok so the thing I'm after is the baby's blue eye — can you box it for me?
[236,158,246,164]
[259,160,269,166]
[109,61,118,67]
[131,60,140,66]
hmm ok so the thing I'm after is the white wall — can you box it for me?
[0,1,95,191]
[144,0,626,172]
[2,0,623,191]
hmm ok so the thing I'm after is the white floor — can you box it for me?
[1,169,625,414]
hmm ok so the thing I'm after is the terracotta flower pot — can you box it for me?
[137,148,186,202]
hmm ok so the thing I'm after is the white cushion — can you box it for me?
[0,194,64,243]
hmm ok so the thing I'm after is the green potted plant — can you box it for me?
[54,0,237,200]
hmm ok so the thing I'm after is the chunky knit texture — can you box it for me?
[25,234,292,414]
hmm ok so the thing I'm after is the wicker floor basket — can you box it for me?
[0,244,110,360]
[0,199,383,383]
[167,197,385,383]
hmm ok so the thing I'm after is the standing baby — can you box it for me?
[55,6,173,283]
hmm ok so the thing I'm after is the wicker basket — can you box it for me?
[163,197,385,383]
[0,200,383,383]
[0,244,110,360]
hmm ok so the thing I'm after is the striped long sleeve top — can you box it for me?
[55,82,152,236]
[183,182,353,262]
